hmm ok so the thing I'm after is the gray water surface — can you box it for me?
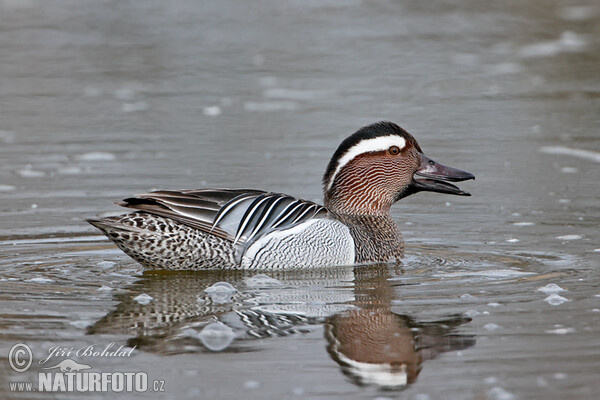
[1,1,599,399]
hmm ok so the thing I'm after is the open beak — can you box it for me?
[400,153,474,199]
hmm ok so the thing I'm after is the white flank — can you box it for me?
[327,136,406,190]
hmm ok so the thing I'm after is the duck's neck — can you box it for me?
[330,212,404,263]
[324,182,394,216]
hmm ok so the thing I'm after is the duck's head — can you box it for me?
[323,121,474,215]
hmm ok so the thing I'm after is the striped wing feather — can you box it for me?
[118,189,327,245]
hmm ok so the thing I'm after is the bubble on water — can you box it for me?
[69,320,92,329]
[0,184,16,191]
[484,376,498,384]
[513,222,534,226]
[204,282,237,304]
[519,31,587,58]
[487,302,501,307]
[97,261,116,268]
[558,6,599,21]
[292,387,305,396]
[31,204,38,209]
[198,322,235,351]
[0,130,16,143]
[83,87,102,97]
[133,293,153,305]
[114,87,137,100]
[459,293,474,300]
[465,309,480,317]
[27,277,54,284]
[57,166,82,175]
[243,380,260,389]
[98,286,113,292]
[484,323,500,331]
[537,284,566,294]
[203,106,222,116]
[17,168,46,178]
[487,62,521,75]
[76,152,116,161]
[122,101,148,113]
[544,294,569,306]
[560,167,578,174]
[488,386,515,400]
[246,274,283,288]
[506,238,519,243]
[537,376,548,387]
[264,88,321,101]
[554,373,567,380]
[545,327,575,335]
[556,234,582,241]
[591,309,600,313]
[244,101,297,112]
[558,199,571,204]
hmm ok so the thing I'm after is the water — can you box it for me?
[1,0,599,398]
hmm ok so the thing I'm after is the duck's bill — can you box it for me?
[406,153,475,197]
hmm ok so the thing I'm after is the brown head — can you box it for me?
[323,121,474,216]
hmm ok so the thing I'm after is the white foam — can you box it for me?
[263,88,322,100]
[0,130,15,143]
[439,269,535,278]
[556,234,582,241]
[487,387,515,400]
[133,293,153,305]
[506,238,520,243]
[560,167,578,174]
[17,169,46,178]
[75,152,116,161]
[487,62,522,75]
[243,101,297,112]
[539,146,600,163]
[545,327,575,335]
[558,6,599,21]
[69,320,92,329]
[513,222,534,226]
[484,323,500,332]
[56,166,82,175]
[27,277,54,283]
[114,87,136,100]
[519,31,587,58]
[122,101,148,113]
[203,106,222,116]
[83,87,102,97]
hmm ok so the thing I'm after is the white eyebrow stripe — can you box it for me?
[327,135,406,190]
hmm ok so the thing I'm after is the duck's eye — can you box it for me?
[388,146,401,155]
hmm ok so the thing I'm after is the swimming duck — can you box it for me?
[88,121,474,270]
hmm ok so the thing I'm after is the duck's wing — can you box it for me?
[118,189,327,244]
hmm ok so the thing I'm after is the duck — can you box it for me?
[88,121,474,270]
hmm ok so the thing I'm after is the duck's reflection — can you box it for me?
[325,266,474,389]
[89,264,474,389]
